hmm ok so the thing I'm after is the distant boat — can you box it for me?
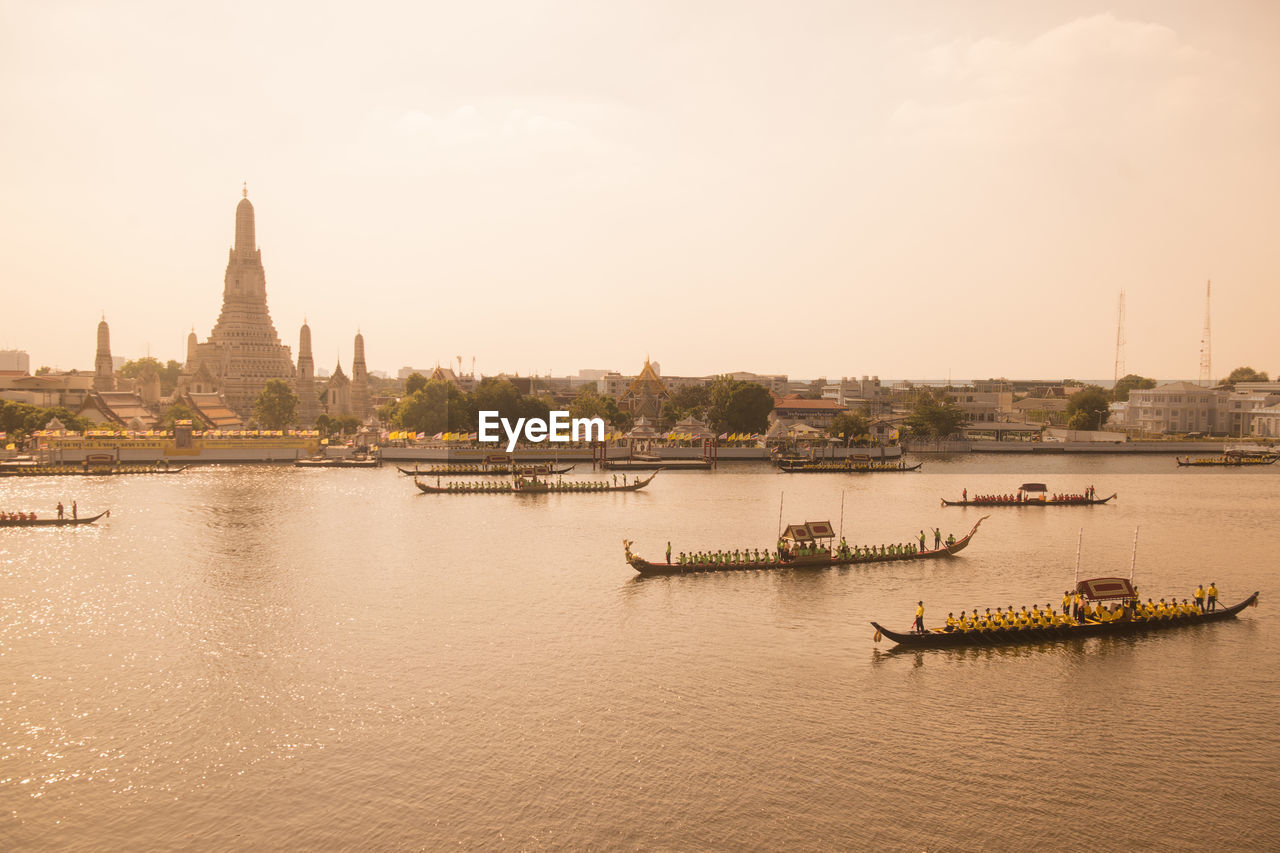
[1176,452,1277,467]
[942,483,1115,507]
[0,461,186,477]
[397,462,575,476]
[415,471,656,494]
[294,457,380,469]
[777,458,921,473]
[0,509,110,527]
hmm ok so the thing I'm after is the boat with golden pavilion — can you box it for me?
[624,516,986,575]
[872,577,1259,649]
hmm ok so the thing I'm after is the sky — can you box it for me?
[1,1,1277,382]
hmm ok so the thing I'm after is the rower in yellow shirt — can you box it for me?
[1194,584,1206,612]
[1206,583,1219,612]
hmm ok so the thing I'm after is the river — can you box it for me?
[2,456,1277,850]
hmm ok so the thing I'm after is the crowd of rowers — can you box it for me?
[431,474,631,491]
[675,535,956,566]
[790,461,913,471]
[963,486,1097,504]
[932,588,1222,633]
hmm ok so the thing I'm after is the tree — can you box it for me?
[707,377,774,434]
[828,410,871,445]
[253,379,299,429]
[1065,385,1110,431]
[120,357,182,394]
[159,401,201,430]
[393,379,466,435]
[662,385,710,428]
[35,366,51,375]
[1221,366,1270,389]
[904,390,966,440]
[1111,374,1156,402]
[404,372,428,396]
[568,388,631,432]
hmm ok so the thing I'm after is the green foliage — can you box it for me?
[405,372,428,395]
[253,379,299,429]
[392,379,467,435]
[662,385,710,428]
[0,401,89,433]
[707,377,774,434]
[120,357,183,394]
[1221,366,1270,388]
[828,410,871,444]
[569,388,632,432]
[331,415,362,435]
[904,390,966,440]
[35,366,51,375]
[1065,385,1110,430]
[159,401,201,430]
[1111,374,1156,402]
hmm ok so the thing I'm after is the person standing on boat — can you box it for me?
[962,488,967,502]
[918,530,926,551]
[57,502,65,519]
[72,501,77,519]
[913,602,925,633]
[933,527,942,550]
[1206,583,1218,612]
[666,541,672,564]
[1194,584,1205,612]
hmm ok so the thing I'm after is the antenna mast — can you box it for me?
[1199,281,1212,386]
[1113,290,1126,386]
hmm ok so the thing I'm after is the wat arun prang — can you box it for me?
[179,188,370,424]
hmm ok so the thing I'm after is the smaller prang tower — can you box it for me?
[295,320,321,426]
[351,331,371,422]
[94,316,116,391]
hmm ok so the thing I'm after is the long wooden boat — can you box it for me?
[295,457,380,469]
[0,510,110,527]
[1176,455,1277,467]
[942,493,1115,507]
[396,463,576,476]
[777,459,922,473]
[0,463,187,477]
[872,591,1259,649]
[942,481,1114,507]
[625,516,986,576]
[601,458,711,471]
[415,470,657,495]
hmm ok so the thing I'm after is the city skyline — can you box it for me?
[2,2,1278,379]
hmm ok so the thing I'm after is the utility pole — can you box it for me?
[1114,291,1126,386]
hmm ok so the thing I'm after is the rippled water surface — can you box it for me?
[2,456,1278,850]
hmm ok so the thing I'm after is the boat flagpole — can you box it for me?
[839,490,846,540]
[777,492,785,539]
[1130,526,1139,581]
[1074,528,1083,584]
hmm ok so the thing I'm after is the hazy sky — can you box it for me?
[2,1,1277,381]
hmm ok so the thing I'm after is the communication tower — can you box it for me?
[1198,281,1212,386]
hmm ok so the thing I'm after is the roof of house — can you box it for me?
[185,393,243,428]
[773,396,847,412]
